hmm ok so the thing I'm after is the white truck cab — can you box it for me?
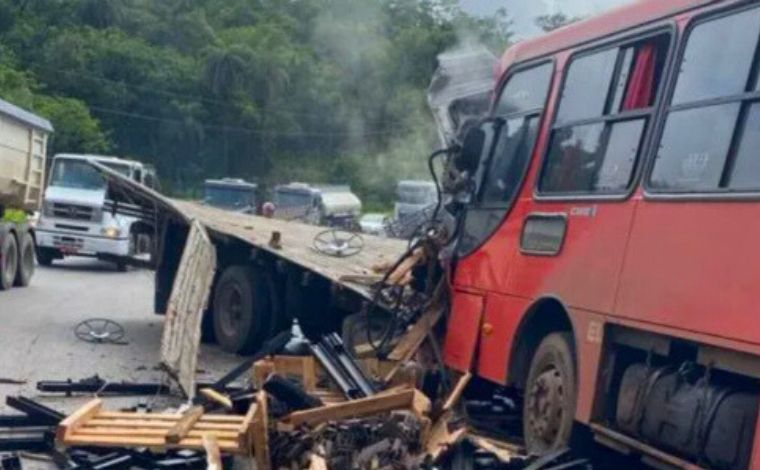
[35,154,155,271]
[273,183,361,228]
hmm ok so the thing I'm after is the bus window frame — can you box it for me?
[533,24,677,203]
[475,58,556,211]
[454,58,556,258]
[644,2,760,202]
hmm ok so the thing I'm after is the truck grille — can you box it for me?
[52,203,97,222]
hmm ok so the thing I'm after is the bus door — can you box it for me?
[444,62,555,373]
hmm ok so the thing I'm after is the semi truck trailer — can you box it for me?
[0,98,53,291]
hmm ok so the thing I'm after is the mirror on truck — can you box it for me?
[455,118,505,175]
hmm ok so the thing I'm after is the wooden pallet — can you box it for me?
[57,399,260,455]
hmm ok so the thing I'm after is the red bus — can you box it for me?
[443,1,760,468]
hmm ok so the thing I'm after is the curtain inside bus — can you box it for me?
[623,43,657,110]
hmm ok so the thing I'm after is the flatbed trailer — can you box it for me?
[95,163,407,363]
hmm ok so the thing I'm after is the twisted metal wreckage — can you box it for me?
[30,156,585,469]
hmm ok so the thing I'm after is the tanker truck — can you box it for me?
[0,98,54,290]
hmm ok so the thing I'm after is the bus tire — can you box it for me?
[13,232,34,287]
[523,332,577,455]
[0,233,18,290]
[213,265,271,354]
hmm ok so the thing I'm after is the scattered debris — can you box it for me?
[313,229,364,257]
[57,398,257,454]
[73,318,127,344]
[269,230,283,249]
[0,378,25,385]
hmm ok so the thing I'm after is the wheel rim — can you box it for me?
[3,241,17,282]
[526,364,566,448]
[219,283,245,338]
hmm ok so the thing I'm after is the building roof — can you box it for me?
[497,0,718,76]
[0,97,54,133]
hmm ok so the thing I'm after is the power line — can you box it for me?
[88,104,411,138]
[41,66,406,125]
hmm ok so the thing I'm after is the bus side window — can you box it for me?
[650,7,760,192]
[539,34,670,195]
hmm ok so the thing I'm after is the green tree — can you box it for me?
[34,95,110,154]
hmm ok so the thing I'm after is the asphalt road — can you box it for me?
[0,257,242,416]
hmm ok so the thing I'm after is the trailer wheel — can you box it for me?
[13,232,34,287]
[0,233,18,290]
[523,332,577,455]
[213,265,271,354]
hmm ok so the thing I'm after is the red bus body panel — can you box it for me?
[444,0,760,466]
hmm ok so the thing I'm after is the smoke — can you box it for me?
[269,1,500,210]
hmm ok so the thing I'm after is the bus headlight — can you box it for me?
[102,226,121,238]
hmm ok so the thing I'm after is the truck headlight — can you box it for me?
[102,226,121,238]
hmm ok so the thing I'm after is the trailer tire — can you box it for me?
[13,232,34,287]
[0,232,18,290]
[213,265,271,354]
[523,332,577,455]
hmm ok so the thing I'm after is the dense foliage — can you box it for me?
[0,0,511,206]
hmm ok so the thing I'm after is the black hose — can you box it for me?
[363,147,455,357]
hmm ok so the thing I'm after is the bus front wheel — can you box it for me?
[522,332,577,455]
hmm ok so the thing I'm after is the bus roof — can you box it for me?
[497,0,716,77]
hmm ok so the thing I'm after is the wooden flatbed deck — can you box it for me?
[171,199,407,298]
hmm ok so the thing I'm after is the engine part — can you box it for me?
[616,362,759,470]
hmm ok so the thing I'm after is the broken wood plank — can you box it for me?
[75,428,239,439]
[387,248,424,285]
[97,411,242,422]
[165,406,204,444]
[425,411,466,462]
[387,307,443,362]
[86,419,241,430]
[200,388,233,409]
[62,434,241,451]
[309,453,328,470]
[441,372,472,413]
[252,359,275,389]
[160,220,217,398]
[252,391,270,470]
[56,399,103,443]
[58,401,252,454]
[203,434,223,470]
[466,433,520,463]
[286,389,430,427]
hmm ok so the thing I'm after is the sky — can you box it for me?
[460,0,635,39]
